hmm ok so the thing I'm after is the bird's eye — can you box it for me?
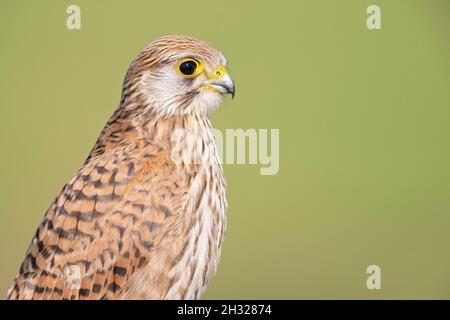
[179,60,197,75]
[177,58,203,78]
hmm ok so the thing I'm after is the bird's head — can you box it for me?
[122,35,235,118]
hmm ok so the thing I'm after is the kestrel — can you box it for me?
[6,35,234,300]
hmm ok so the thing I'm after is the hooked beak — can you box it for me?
[209,73,235,99]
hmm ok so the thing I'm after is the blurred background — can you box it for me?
[1,0,450,299]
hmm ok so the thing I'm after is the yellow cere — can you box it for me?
[207,66,228,92]
[211,66,227,80]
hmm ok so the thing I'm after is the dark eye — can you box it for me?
[179,60,198,76]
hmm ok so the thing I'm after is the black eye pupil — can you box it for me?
[179,60,197,75]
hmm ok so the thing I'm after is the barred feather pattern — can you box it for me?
[6,35,228,300]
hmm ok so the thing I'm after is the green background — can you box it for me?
[1,0,450,299]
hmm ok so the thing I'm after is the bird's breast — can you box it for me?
[121,137,227,300]
[163,160,227,299]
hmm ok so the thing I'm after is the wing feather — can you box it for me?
[6,143,189,300]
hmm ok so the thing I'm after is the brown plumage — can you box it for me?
[6,35,234,300]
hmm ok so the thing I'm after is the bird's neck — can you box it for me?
[145,114,214,149]
[90,108,217,165]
